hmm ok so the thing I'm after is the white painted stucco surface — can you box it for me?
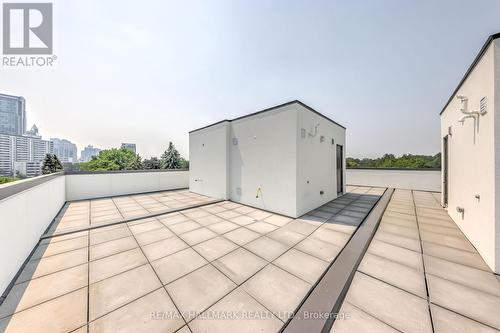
[440,39,499,273]
[65,170,189,201]
[297,107,346,216]
[229,105,298,216]
[188,102,346,217]
[189,122,230,200]
[0,175,66,294]
[347,169,441,192]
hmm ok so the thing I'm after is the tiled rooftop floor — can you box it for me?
[47,189,214,235]
[331,189,500,333]
[0,186,383,333]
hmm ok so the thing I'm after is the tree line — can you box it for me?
[347,153,441,169]
[39,141,188,174]
[79,141,188,171]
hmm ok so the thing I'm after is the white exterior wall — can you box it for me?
[66,170,189,201]
[188,102,346,218]
[347,169,441,192]
[229,106,298,216]
[440,41,498,273]
[189,122,230,199]
[296,107,346,216]
[0,175,65,294]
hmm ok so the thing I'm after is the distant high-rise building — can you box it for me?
[0,131,53,177]
[80,145,101,162]
[25,124,40,138]
[0,93,26,135]
[121,143,136,154]
[51,138,78,163]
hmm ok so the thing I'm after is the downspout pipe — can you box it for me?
[457,95,480,120]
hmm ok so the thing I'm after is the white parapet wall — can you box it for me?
[65,170,189,201]
[346,168,441,192]
[0,173,66,295]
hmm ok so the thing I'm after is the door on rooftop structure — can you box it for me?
[443,136,449,207]
[336,144,343,195]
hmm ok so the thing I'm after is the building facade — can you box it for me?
[0,93,26,136]
[121,143,136,153]
[189,101,346,218]
[51,138,78,163]
[0,133,53,177]
[80,145,101,162]
[440,33,500,273]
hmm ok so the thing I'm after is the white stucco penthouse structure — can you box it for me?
[189,100,346,218]
[440,33,500,273]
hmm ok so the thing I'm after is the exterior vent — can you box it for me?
[301,128,306,138]
[232,138,238,145]
[480,97,487,114]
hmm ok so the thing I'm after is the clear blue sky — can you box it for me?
[2,0,500,159]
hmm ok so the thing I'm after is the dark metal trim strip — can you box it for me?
[282,188,394,333]
[40,198,224,240]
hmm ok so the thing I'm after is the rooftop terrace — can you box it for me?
[0,186,383,332]
[0,171,498,333]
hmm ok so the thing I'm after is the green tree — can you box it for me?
[0,176,18,184]
[143,157,161,169]
[179,158,189,169]
[346,153,441,169]
[42,154,64,174]
[80,148,142,171]
[160,142,182,169]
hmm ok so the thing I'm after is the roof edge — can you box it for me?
[440,32,500,115]
[189,100,346,134]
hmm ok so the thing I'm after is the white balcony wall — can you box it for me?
[65,170,189,201]
[0,170,190,295]
[440,39,498,273]
[347,168,441,192]
[0,174,65,294]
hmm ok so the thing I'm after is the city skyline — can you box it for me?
[1,1,500,159]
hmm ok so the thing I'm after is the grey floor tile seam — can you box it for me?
[343,300,405,333]
[419,238,476,254]
[177,325,193,333]
[424,270,500,299]
[240,288,287,325]
[356,268,427,301]
[411,190,435,333]
[13,254,89,286]
[117,210,189,330]
[324,191,380,226]
[88,262,150,287]
[371,235,422,255]
[143,192,170,209]
[429,302,500,332]
[0,285,89,321]
[86,202,91,333]
[128,192,161,215]
[416,240,492,273]
[87,285,166,325]
[29,242,90,261]
[69,325,87,333]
